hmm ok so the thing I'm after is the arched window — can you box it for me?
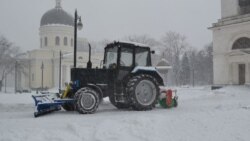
[239,0,250,15]
[232,37,250,50]
[44,37,48,47]
[64,37,68,46]
[40,38,42,48]
[71,38,73,47]
[55,36,60,46]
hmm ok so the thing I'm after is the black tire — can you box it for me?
[109,95,130,109]
[173,98,178,107]
[34,112,39,118]
[62,91,75,111]
[74,87,100,114]
[62,103,75,111]
[126,74,160,111]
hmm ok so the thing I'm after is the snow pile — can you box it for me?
[0,86,250,141]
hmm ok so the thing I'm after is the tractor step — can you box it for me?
[114,93,126,103]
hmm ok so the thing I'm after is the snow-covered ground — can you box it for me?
[0,86,250,141]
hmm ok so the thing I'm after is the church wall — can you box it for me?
[212,19,250,85]
[213,55,229,85]
[21,65,30,90]
[247,63,250,84]
[28,50,55,89]
[30,60,54,89]
[221,0,239,18]
[212,20,250,85]
[232,63,239,84]
[213,22,250,53]
[40,25,74,53]
[30,60,41,89]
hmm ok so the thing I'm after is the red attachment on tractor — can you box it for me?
[166,89,172,107]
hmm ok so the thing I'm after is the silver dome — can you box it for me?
[40,7,74,26]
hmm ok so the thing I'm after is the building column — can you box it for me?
[246,63,250,84]
[228,63,233,85]
[66,65,71,83]
[54,63,59,88]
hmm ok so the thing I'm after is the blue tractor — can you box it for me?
[33,41,175,117]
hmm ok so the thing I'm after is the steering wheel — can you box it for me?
[109,63,117,69]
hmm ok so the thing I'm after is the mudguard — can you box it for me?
[131,66,164,86]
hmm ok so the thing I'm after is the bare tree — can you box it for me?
[185,43,213,86]
[180,53,191,85]
[123,34,160,47]
[195,43,213,85]
[123,34,162,65]
[0,36,20,91]
[161,31,189,86]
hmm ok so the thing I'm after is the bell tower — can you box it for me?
[221,0,239,18]
[221,0,250,18]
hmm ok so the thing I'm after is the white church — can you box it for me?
[211,0,250,85]
[17,0,103,91]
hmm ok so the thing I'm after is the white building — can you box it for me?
[210,0,250,85]
[17,0,103,91]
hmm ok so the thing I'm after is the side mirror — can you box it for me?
[151,50,155,54]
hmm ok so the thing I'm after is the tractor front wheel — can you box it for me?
[127,74,160,111]
[74,87,100,114]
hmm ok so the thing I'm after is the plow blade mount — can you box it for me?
[32,93,74,117]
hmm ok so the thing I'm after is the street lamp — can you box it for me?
[41,62,44,91]
[74,9,83,68]
[59,51,62,92]
[59,51,73,93]
[15,61,17,93]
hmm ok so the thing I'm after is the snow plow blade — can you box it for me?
[32,93,74,117]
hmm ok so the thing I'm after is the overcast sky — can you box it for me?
[0,0,220,51]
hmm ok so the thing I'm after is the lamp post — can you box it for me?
[59,51,62,92]
[41,62,44,91]
[4,73,7,93]
[192,68,195,87]
[15,61,18,93]
[74,9,83,68]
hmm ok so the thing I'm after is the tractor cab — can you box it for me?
[103,41,153,81]
[104,42,152,69]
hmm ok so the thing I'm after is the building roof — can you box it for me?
[157,59,170,66]
[40,0,73,26]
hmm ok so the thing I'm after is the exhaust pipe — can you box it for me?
[87,43,92,69]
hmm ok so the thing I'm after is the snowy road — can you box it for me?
[0,86,250,141]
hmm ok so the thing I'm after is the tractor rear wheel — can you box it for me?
[127,74,160,111]
[74,87,100,114]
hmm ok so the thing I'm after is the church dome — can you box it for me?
[40,0,73,26]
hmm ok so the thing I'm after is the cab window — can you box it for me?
[135,48,149,66]
[120,47,133,67]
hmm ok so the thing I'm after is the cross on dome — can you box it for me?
[56,0,62,8]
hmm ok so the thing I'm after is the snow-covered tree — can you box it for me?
[161,31,189,86]
[180,53,191,85]
[186,43,213,86]
[123,34,162,65]
[0,36,20,91]
[123,34,159,47]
